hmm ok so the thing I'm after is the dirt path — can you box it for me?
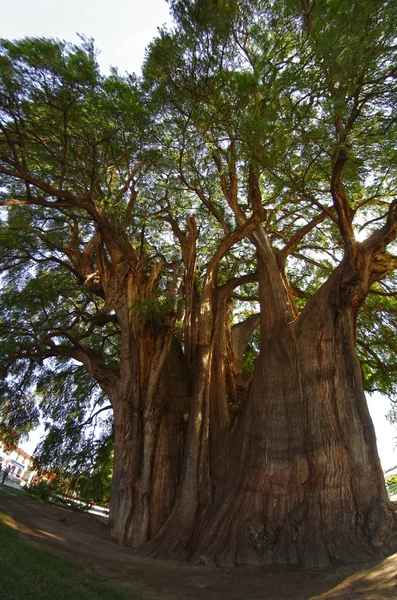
[0,490,396,599]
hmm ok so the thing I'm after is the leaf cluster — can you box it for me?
[1,0,397,472]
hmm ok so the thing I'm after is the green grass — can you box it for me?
[0,482,30,498]
[0,508,138,600]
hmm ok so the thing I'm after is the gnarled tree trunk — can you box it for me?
[190,256,395,568]
[109,333,190,546]
[139,238,395,568]
[109,277,190,548]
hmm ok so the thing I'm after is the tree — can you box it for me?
[31,365,114,506]
[1,0,397,568]
[0,382,39,449]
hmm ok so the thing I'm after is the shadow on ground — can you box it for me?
[0,489,396,600]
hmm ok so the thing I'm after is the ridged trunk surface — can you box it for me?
[192,275,394,567]
[108,229,396,568]
[138,252,395,568]
[109,329,190,547]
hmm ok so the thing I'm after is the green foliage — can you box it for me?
[0,36,149,225]
[0,384,39,451]
[357,275,397,399]
[32,406,114,506]
[129,295,173,329]
[1,0,397,478]
[386,474,397,486]
[386,475,397,498]
[27,478,56,503]
[242,326,260,377]
[143,0,397,402]
[27,457,112,508]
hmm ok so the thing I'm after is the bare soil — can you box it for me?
[1,489,396,600]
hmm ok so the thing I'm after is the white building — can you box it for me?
[0,445,35,485]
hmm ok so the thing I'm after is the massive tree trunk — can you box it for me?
[139,236,396,568]
[190,255,395,568]
[139,213,265,557]
[109,333,190,546]
[108,278,190,548]
[2,21,396,574]
[101,175,395,567]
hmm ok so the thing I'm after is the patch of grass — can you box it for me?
[0,483,30,498]
[0,509,138,600]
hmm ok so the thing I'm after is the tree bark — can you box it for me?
[189,258,395,568]
[109,334,190,547]
[139,235,396,568]
[108,281,190,548]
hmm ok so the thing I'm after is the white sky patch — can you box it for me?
[367,393,397,471]
[353,227,369,243]
[0,0,173,75]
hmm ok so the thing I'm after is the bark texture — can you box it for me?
[138,241,396,568]
[2,22,397,574]
[109,335,190,547]
[192,267,394,567]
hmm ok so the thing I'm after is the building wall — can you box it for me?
[0,445,34,484]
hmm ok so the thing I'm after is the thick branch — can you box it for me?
[2,342,119,401]
[363,199,397,253]
[277,212,327,268]
[0,163,79,206]
[330,149,356,253]
[218,271,258,305]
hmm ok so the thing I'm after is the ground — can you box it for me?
[0,488,397,599]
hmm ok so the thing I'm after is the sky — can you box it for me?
[1,0,397,471]
[0,0,174,76]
